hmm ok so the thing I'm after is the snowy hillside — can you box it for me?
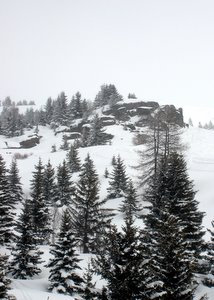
[0,123,214,299]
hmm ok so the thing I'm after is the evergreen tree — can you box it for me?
[0,105,22,137]
[70,154,108,253]
[8,158,23,205]
[87,114,109,146]
[143,153,204,299]
[107,155,128,198]
[45,97,54,124]
[30,158,50,244]
[56,160,75,207]
[111,155,116,166]
[82,263,97,300]
[66,143,81,173]
[0,254,11,300]
[53,92,69,126]
[70,91,83,119]
[119,179,140,218]
[0,155,15,245]
[43,160,59,243]
[104,168,109,178]
[94,84,123,108]
[24,107,35,127]
[93,216,149,300]
[165,153,205,259]
[10,199,43,279]
[43,160,56,207]
[47,209,83,295]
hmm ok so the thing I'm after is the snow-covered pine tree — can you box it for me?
[93,215,149,300]
[70,154,109,253]
[52,92,70,126]
[0,155,15,245]
[66,143,81,173]
[8,158,23,205]
[143,153,203,299]
[30,158,51,244]
[0,254,11,300]
[55,160,75,207]
[43,160,60,243]
[0,105,22,137]
[70,91,83,119]
[119,179,140,218]
[45,97,54,124]
[10,199,43,279]
[111,155,116,166]
[47,209,83,295]
[165,152,205,260]
[87,114,108,146]
[104,168,109,178]
[43,160,56,207]
[94,84,123,108]
[107,155,128,199]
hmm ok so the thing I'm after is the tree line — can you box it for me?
[0,84,122,138]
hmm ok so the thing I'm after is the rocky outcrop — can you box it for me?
[20,136,41,148]
[103,101,159,122]
[102,100,184,127]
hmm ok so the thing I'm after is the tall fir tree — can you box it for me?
[0,155,15,245]
[70,91,83,119]
[70,154,108,253]
[56,160,75,207]
[66,143,81,173]
[165,153,205,259]
[43,160,56,207]
[10,199,43,279]
[53,92,69,126]
[45,97,54,124]
[107,155,128,199]
[93,215,150,300]
[8,158,23,205]
[30,158,51,244]
[47,209,83,295]
[119,179,140,218]
[142,153,204,299]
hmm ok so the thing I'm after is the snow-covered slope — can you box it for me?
[1,124,214,299]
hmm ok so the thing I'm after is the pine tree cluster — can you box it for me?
[0,133,210,299]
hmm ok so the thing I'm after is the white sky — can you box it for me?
[1,0,214,122]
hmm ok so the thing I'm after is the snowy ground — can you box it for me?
[0,123,214,299]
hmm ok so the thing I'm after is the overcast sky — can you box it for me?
[1,0,214,122]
